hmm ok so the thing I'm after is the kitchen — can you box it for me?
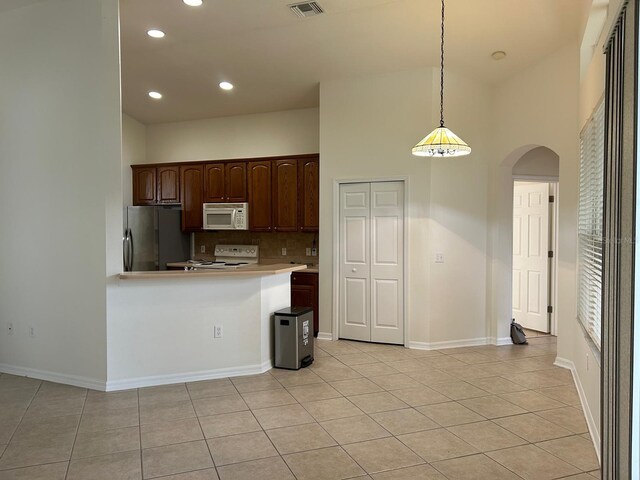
[123,154,320,335]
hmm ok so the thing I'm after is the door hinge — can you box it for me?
[549,195,555,203]
[547,306,553,314]
[548,251,554,258]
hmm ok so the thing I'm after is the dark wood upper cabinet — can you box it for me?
[179,164,204,232]
[272,159,298,232]
[298,156,319,232]
[225,162,247,202]
[248,161,272,231]
[132,166,156,205]
[204,163,226,203]
[156,166,180,204]
[132,155,318,231]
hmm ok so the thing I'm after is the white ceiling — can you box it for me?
[120,0,590,124]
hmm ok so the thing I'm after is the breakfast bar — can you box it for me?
[107,264,306,391]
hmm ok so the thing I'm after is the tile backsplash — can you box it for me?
[193,231,319,265]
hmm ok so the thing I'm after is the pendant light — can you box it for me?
[412,0,471,157]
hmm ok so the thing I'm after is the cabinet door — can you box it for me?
[272,159,298,232]
[132,166,156,205]
[204,163,225,203]
[298,157,319,232]
[225,162,247,202]
[180,164,204,232]
[247,161,272,231]
[291,272,319,336]
[156,166,180,203]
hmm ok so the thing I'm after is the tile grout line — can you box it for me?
[137,387,143,480]
[63,387,89,480]
[1,380,43,452]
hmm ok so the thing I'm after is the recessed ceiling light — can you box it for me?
[219,81,234,91]
[491,50,507,61]
[183,0,203,6]
[147,29,165,38]
[148,91,163,99]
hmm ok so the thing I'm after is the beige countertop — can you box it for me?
[119,263,307,280]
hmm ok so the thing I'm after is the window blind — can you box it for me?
[578,100,604,348]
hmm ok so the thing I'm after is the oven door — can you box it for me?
[203,206,236,230]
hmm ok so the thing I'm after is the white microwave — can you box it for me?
[202,203,248,230]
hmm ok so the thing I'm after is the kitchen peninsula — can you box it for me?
[107,263,307,391]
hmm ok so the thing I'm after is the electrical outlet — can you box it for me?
[435,253,445,263]
[7,322,13,335]
[200,245,206,254]
[281,247,287,256]
[28,326,35,338]
[214,325,223,338]
[311,248,317,257]
[306,247,311,256]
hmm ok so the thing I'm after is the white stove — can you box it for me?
[191,244,259,270]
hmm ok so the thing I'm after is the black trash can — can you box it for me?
[274,307,314,370]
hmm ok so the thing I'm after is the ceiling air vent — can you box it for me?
[289,1,324,18]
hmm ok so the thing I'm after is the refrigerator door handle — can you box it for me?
[123,230,128,271]
[127,229,134,271]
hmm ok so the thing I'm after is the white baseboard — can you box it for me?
[407,337,490,350]
[0,364,107,391]
[554,356,601,463]
[317,332,333,341]
[490,336,513,346]
[105,359,274,391]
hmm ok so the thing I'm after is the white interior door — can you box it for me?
[339,183,371,342]
[512,182,550,332]
[339,181,404,345]
[370,182,404,344]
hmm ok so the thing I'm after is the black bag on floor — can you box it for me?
[510,319,528,345]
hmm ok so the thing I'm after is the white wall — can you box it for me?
[144,108,319,163]
[107,274,290,389]
[489,40,602,450]
[319,68,492,345]
[0,0,121,387]
[122,114,147,207]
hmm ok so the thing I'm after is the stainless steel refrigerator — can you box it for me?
[123,206,190,271]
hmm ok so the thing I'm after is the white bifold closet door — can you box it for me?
[339,181,404,344]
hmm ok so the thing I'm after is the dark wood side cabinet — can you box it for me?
[291,271,319,337]
[156,166,180,203]
[248,160,272,231]
[132,166,156,205]
[298,156,319,232]
[179,164,204,232]
[272,159,298,232]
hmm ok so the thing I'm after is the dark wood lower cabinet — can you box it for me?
[291,271,319,337]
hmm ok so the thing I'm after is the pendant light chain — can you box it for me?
[439,0,445,127]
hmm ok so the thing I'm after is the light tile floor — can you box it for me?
[0,337,601,479]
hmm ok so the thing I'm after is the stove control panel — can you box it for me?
[214,245,259,259]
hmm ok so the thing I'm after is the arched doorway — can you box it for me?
[511,147,560,336]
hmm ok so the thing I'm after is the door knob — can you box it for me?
[352,268,357,272]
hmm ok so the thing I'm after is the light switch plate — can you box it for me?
[435,253,445,263]
[281,247,287,256]
[306,247,311,256]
